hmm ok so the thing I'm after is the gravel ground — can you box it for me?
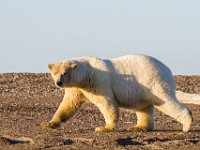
[0,73,200,150]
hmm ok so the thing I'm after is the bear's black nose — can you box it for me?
[56,81,63,86]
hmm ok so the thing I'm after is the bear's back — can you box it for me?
[70,54,174,87]
[110,54,173,81]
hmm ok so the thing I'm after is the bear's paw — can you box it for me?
[42,122,60,129]
[128,126,151,132]
[95,126,114,132]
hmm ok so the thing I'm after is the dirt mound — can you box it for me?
[0,73,200,149]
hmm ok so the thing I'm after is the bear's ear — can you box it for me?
[48,64,54,71]
[71,64,77,70]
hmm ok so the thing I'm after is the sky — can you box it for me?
[0,0,200,75]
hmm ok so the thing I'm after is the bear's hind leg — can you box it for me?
[129,105,155,132]
[155,97,192,132]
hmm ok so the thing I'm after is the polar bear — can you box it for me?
[42,54,192,132]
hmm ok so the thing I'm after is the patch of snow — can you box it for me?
[176,91,200,105]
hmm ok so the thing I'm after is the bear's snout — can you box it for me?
[56,81,63,87]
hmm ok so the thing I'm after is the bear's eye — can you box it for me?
[63,72,67,76]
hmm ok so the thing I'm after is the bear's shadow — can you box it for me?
[116,137,144,146]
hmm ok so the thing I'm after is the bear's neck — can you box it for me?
[73,62,95,89]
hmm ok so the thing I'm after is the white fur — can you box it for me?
[44,54,192,132]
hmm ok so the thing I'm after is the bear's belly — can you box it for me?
[116,98,149,110]
[112,82,149,110]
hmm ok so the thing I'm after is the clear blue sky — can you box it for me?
[0,0,200,74]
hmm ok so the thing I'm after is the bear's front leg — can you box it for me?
[91,96,119,132]
[42,104,66,129]
[42,88,84,129]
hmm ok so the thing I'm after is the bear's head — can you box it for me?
[48,61,77,88]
